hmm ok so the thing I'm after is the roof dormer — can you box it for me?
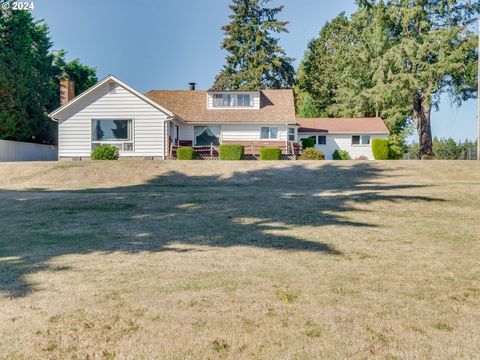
[207,91,260,110]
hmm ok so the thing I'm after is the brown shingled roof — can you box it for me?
[297,117,389,134]
[144,89,296,123]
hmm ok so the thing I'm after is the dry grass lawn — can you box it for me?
[0,160,479,359]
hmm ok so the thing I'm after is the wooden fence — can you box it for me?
[169,143,302,160]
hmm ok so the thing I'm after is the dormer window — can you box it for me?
[212,93,253,108]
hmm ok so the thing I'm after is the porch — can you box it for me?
[168,141,302,160]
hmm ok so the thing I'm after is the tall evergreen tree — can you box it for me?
[212,0,295,90]
[0,5,97,143]
[0,6,55,142]
[365,0,478,159]
[297,0,478,159]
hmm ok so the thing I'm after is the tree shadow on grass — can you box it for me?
[0,162,442,297]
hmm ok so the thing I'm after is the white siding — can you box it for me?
[299,133,388,160]
[178,124,288,143]
[57,82,169,158]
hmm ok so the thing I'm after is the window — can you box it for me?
[352,135,361,145]
[362,135,371,145]
[194,126,221,146]
[260,127,278,140]
[352,135,370,146]
[318,135,327,145]
[237,94,251,107]
[288,128,296,142]
[92,119,133,151]
[212,93,253,108]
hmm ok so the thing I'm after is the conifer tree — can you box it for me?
[212,0,295,90]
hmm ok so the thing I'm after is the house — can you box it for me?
[297,118,390,160]
[49,75,388,160]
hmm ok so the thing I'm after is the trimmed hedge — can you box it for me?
[371,138,390,160]
[177,147,196,160]
[301,138,315,149]
[219,144,244,160]
[91,144,119,160]
[299,148,325,160]
[332,149,350,160]
[259,147,282,160]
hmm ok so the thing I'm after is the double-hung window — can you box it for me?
[92,119,133,151]
[260,127,278,140]
[318,135,327,145]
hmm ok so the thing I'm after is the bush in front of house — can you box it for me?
[259,147,282,160]
[91,144,119,160]
[299,148,325,160]
[301,138,315,149]
[177,147,196,160]
[332,149,350,160]
[219,144,244,160]
[371,138,390,160]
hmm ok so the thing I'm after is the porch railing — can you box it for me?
[169,142,302,159]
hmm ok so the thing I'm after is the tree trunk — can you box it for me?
[412,95,435,159]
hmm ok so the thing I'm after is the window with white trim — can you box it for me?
[318,135,327,145]
[260,127,278,140]
[288,128,296,141]
[194,126,221,146]
[212,93,253,108]
[352,135,370,146]
[92,119,133,151]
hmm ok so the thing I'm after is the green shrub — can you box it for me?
[299,148,325,160]
[371,138,390,160]
[91,144,119,160]
[301,138,315,149]
[219,144,244,160]
[259,147,282,160]
[177,147,196,160]
[332,149,350,160]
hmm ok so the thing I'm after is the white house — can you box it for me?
[49,75,389,160]
[297,118,390,160]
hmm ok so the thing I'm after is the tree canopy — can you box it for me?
[212,0,295,90]
[0,5,97,144]
[296,0,478,158]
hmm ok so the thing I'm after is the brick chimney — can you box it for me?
[59,78,75,106]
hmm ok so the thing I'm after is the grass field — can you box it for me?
[0,160,479,359]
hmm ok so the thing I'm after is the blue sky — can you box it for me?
[32,0,478,142]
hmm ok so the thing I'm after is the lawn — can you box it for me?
[0,160,479,359]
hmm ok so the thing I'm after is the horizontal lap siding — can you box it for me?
[222,124,288,142]
[300,133,387,160]
[58,84,168,158]
[178,124,288,143]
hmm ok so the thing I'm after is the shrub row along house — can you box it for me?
[49,75,389,160]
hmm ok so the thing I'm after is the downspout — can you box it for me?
[164,117,174,160]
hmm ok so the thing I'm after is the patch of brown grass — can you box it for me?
[0,160,479,358]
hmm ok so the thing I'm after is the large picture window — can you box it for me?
[92,119,133,151]
[194,126,221,146]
